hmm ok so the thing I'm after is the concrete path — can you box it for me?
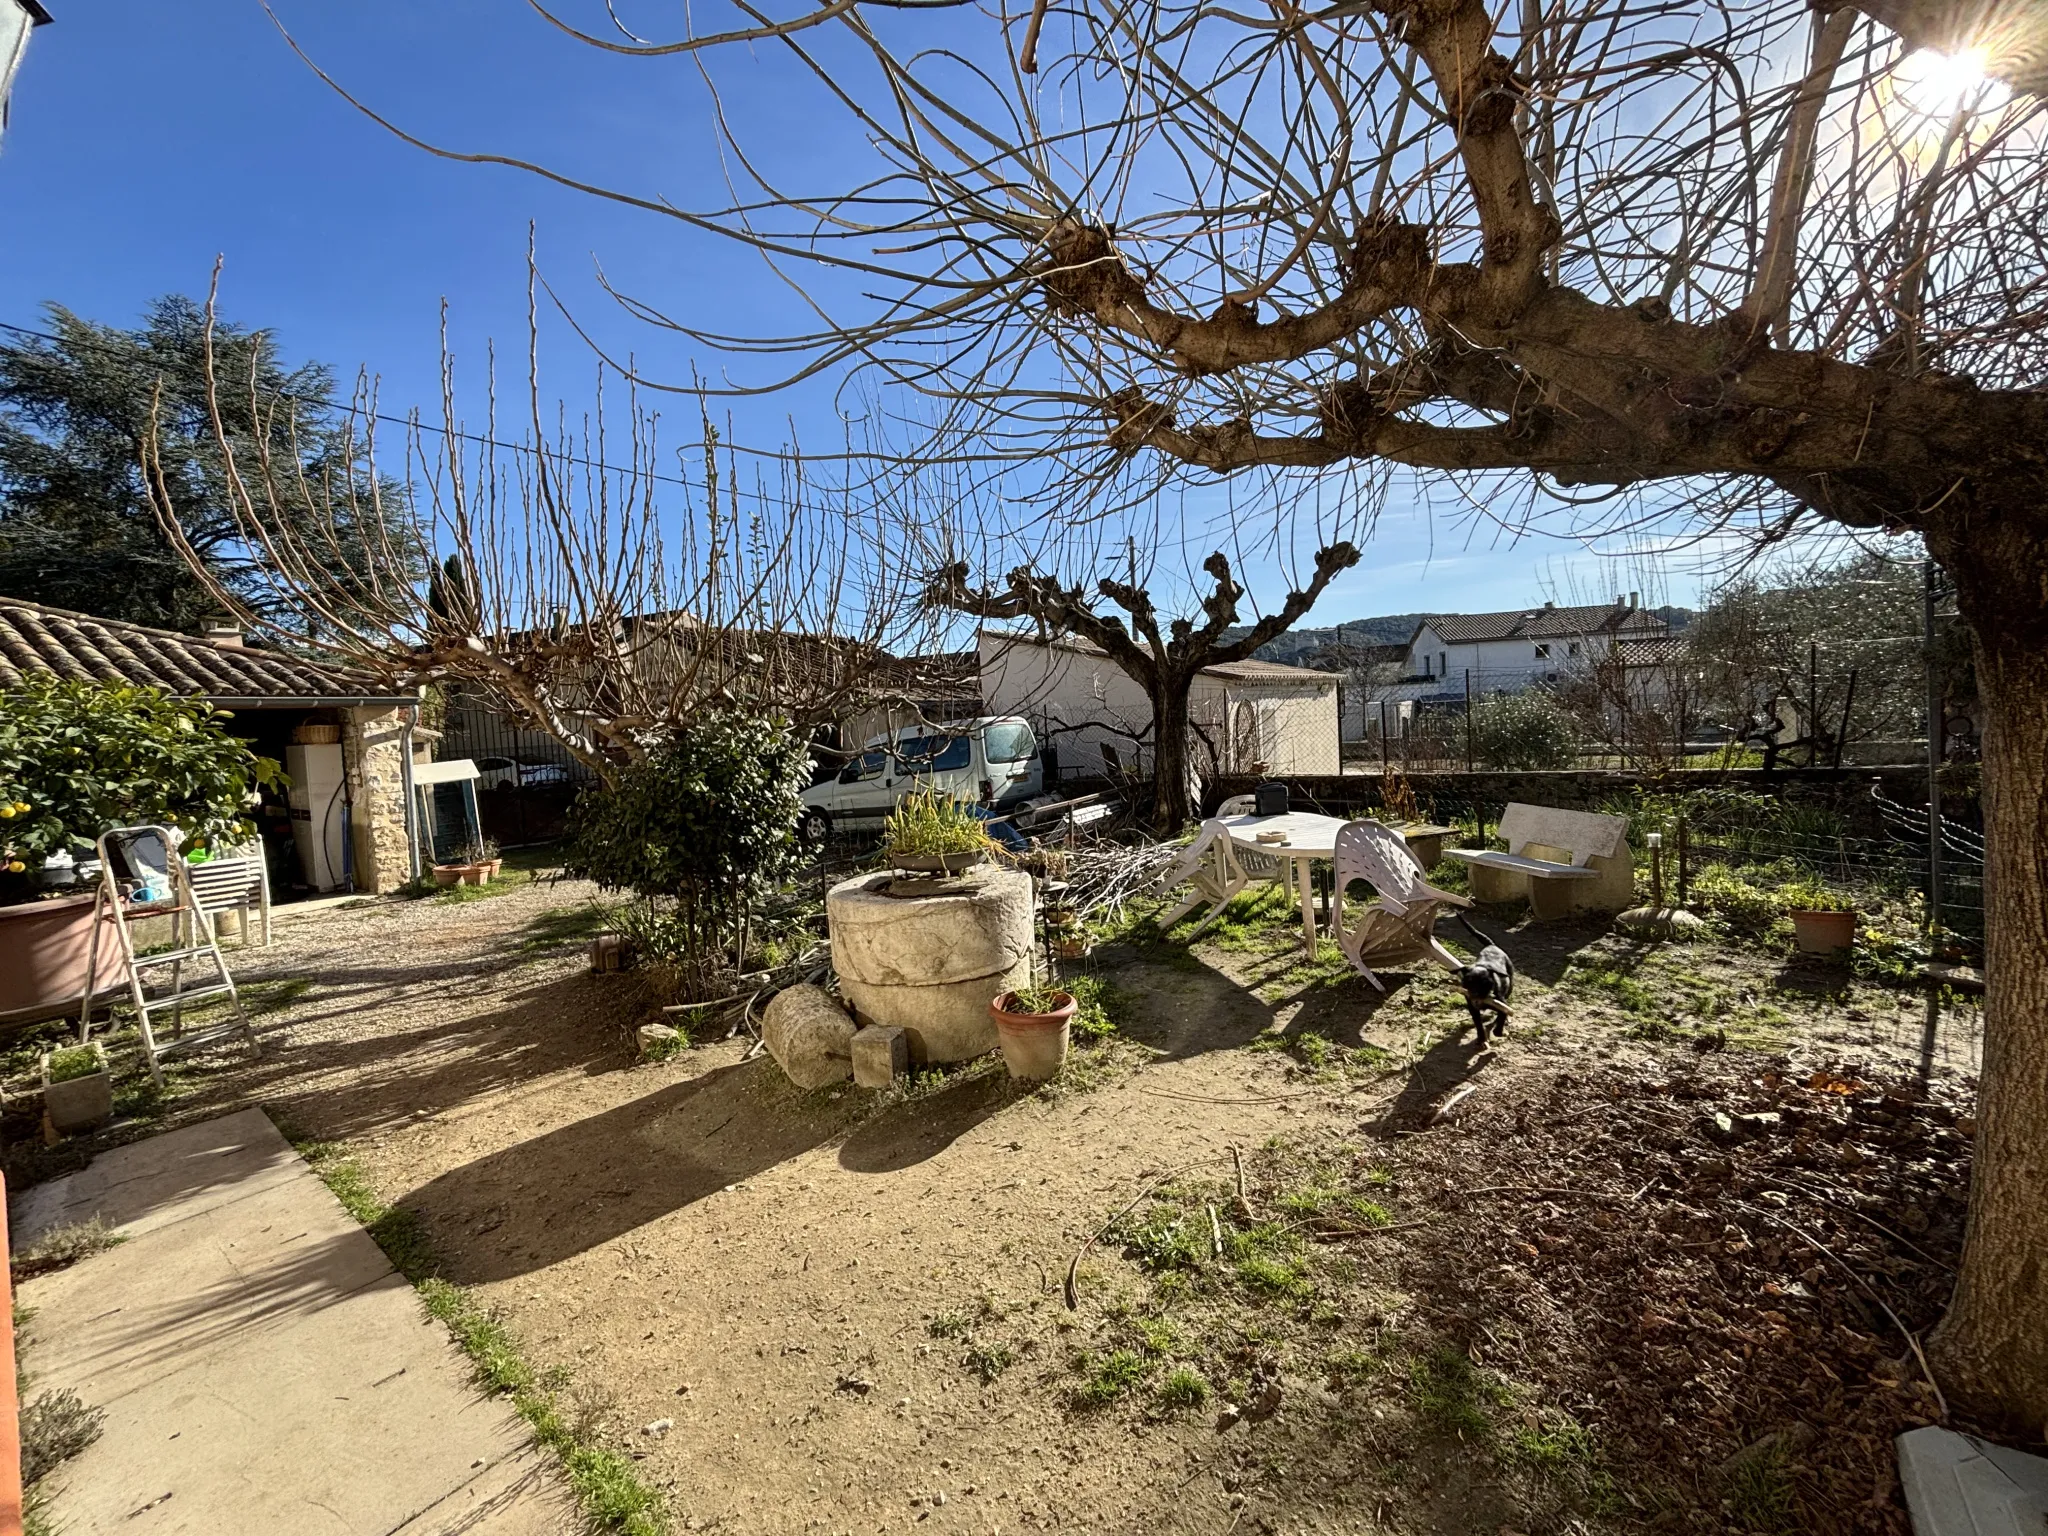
[11,1110,574,1535]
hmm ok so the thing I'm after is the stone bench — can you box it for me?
[1444,804,1634,920]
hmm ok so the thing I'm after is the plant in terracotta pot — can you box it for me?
[883,789,994,874]
[989,982,1076,1080]
[1782,879,1858,957]
[0,677,280,1025]
[41,1042,113,1135]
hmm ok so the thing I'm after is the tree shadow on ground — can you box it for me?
[399,1057,857,1284]
[838,1066,1021,1174]
[1370,1025,1499,1132]
[1088,942,1277,1061]
[202,969,651,1144]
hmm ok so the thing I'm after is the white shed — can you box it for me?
[976,630,1340,779]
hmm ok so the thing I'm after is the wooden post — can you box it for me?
[1463,669,1474,771]
[0,1172,23,1536]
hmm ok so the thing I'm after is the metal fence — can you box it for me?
[436,707,598,850]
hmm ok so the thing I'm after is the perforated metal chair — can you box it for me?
[185,847,272,947]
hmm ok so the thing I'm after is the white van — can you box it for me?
[799,716,1041,842]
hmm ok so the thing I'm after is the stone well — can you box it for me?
[825,865,1033,1064]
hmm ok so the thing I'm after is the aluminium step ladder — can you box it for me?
[77,825,260,1088]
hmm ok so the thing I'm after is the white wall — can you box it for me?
[1406,626,1616,692]
[979,635,1340,779]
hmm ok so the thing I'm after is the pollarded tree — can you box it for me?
[281,0,2048,1422]
[928,543,1360,829]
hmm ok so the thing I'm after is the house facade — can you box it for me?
[976,630,1340,780]
[1399,598,1669,695]
[0,599,425,895]
[0,0,50,143]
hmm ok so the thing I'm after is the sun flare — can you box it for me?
[1893,46,2011,119]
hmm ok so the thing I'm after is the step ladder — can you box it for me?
[78,825,259,1088]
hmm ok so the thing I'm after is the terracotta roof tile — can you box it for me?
[0,599,408,703]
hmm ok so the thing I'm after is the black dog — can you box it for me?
[1453,913,1515,1042]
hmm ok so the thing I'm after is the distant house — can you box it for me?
[0,1,51,142]
[0,599,423,895]
[976,630,1340,780]
[1402,598,1669,694]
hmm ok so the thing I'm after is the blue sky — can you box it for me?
[1,2,1746,623]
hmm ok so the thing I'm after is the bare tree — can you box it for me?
[928,542,1359,828]
[277,0,2048,1419]
[144,275,946,780]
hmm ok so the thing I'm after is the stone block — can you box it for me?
[761,984,857,1089]
[636,1023,680,1058]
[851,1025,909,1089]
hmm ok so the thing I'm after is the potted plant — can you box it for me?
[883,789,994,874]
[1,677,279,1027]
[989,984,1076,1079]
[1784,881,1858,955]
[41,1042,113,1135]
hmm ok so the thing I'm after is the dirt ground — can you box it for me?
[9,866,1986,1535]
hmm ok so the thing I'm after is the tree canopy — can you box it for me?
[0,296,407,631]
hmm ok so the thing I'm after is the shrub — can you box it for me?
[44,1046,104,1084]
[0,676,280,902]
[1467,691,1578,770]
[565,715,809,998]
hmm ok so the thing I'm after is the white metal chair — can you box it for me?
[185,847,272,948]
[1332,820,1471,992]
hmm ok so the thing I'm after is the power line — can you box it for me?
[0,315,834,506]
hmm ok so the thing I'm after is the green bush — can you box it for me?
[0,676,280,900]
[1467,691,1578,770]
[565,715,809,998]
[44,1046,104,1084]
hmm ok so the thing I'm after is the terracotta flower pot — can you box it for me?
[431,865,465,888]
[1790,908,1857,956]
[989,989,1076,1080]
[0,893,127,1029]
[483,859,503,880]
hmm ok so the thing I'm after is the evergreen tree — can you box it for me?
[0,296,409,631]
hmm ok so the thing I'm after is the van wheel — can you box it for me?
[800,808,832,847]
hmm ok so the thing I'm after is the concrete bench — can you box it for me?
[1444,804,1634,920]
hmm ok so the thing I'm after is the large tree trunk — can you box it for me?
[1924,509,2048,1432]
[1150,674,1195,832]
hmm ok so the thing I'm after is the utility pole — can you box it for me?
[1923,560,1943,936]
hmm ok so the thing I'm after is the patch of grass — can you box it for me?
[1133,1317,1180,1356]
[1115,1202,1207,1273]
[928,1311,970,1340]
[1072,1348,1147,1408]
[11,1216,125,1281]
[1724,1447,1797,1533]
[43,1045,104,1084]
[1407,1345,1510,1440]
[1062,974,1125,1043]
[1323,1346,1386,1387]
[18,1387,103,1484]
[1506,1411,1598,1470]
[296,1137,666,1534]
[1561,961,1661,1018]
[1235,1253,1312,1298]
[522,904,617,953]
[963,1342,1014,1384]
[1155,1367,1209,1412]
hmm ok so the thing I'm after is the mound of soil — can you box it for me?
[1390,1055,1971,1532]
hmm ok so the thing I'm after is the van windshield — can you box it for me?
[982,721,1036,763]
[895,735,972,773]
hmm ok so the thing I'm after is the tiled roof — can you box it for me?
[1412,602,1666,645]
[0,599,410,703]
[980,628,1334,683]
[1614,635,1689,666]
[1200,658,1338,684]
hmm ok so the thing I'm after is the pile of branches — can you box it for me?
[1058,833,1185,928]
[1394,1055,1972,1533]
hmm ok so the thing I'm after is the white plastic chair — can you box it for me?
[185,848,272,948]
[1213,794,1291,890]
[1155,820,1255,939]
[1331,820,1471,991]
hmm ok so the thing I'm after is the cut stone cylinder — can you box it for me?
[761,983,857,1089]
[826,867,1034,1063]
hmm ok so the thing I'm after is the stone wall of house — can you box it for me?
[343,706,416,893]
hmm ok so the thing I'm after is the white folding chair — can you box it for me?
[1332,820,1471,992]
[185,848,272,948]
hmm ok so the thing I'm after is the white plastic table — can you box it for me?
[1218,811,1352,953]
